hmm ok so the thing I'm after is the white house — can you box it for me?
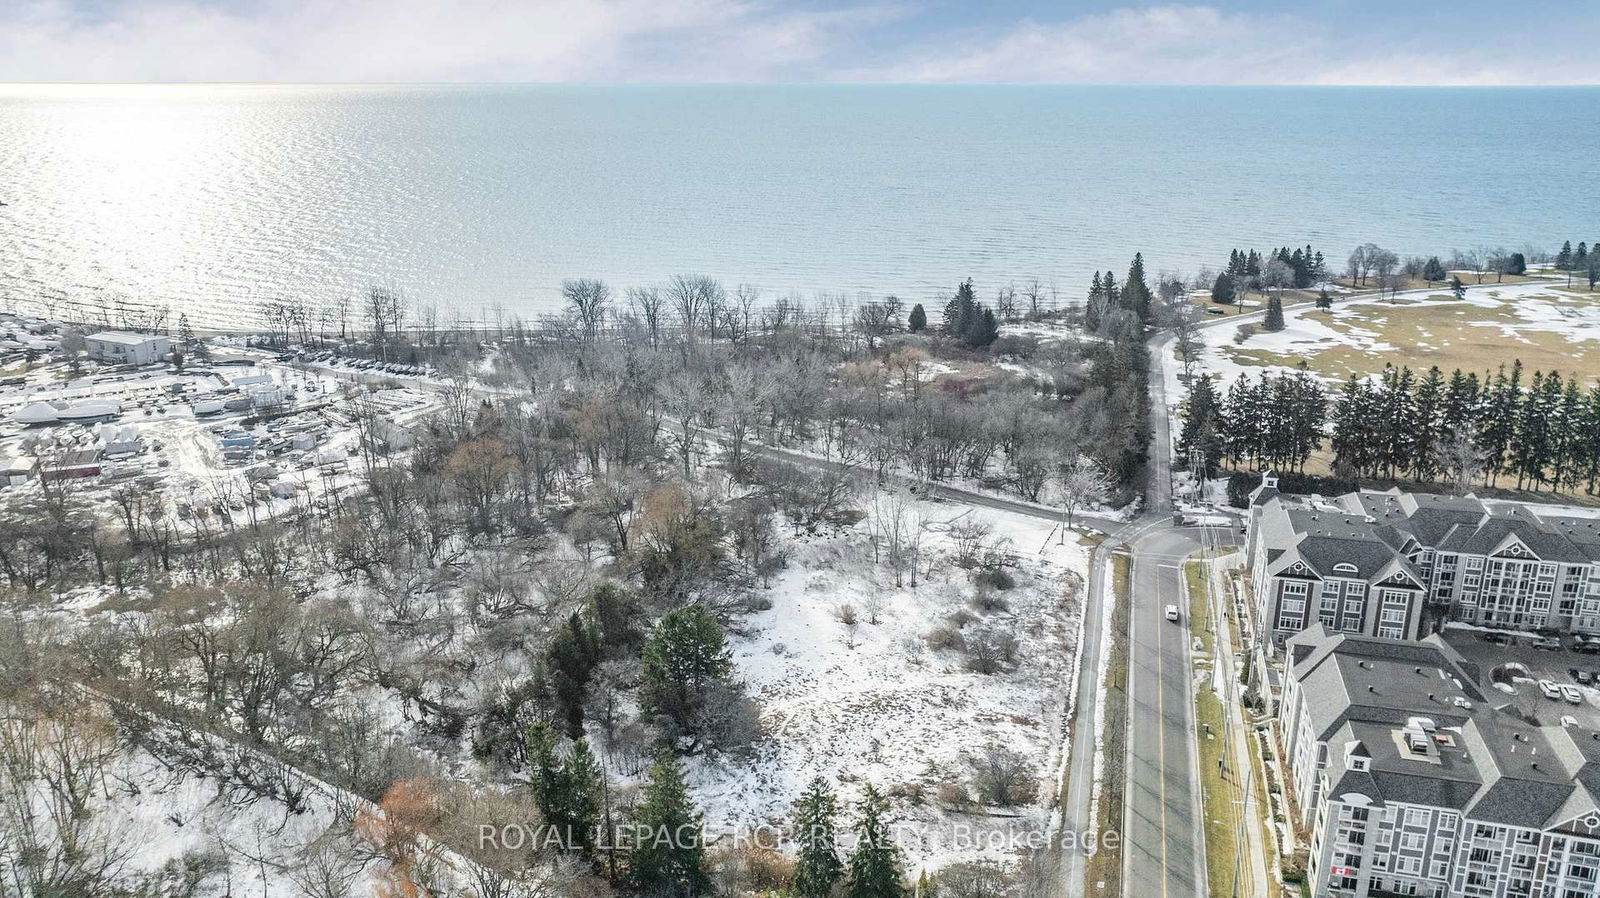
[85,331,170,365]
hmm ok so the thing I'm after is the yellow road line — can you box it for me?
[1156,577,1170,898]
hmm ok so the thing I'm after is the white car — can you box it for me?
[1539,679,1562,700]
[1560,684,1584,705]
[1164,604,1180,622]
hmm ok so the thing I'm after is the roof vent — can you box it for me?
[1368,685,1377,693]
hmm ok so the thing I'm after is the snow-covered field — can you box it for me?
[687,497,1089,873]
[1166,281,1600,405]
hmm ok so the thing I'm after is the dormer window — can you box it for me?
[1348,756,1369,772]
[1334,563,1358,576]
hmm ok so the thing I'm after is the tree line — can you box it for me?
[1181,361,1600,496]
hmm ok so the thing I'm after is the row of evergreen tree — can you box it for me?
[1083,253,1155,486]
[1225,244,1329,290]
[520,733,911,898]
[1555,240,1595,271]
[1084,251,1154,331]
[1181,361,1600,495]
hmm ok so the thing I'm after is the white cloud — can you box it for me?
[843,4,1594,86]
[0,1,1591,84]
[0,0,895,82]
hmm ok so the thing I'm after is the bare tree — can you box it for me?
[1021,279,1045,318]
[627,286,665,348]
[994,283,1018,321]
[853,301,894,351]
[1261,258,1294,300]
[1056,454,1110,542]
[563,278,611,344]
[1438,425,1487,495]
[665,274,723,346]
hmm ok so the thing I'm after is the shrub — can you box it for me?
[835,603,858,625]
[926,626,964,651]
[968,746,1038,807]
[1233,323,1258,344]
[975,568,1016,592]
[970,585,1009,613]
[693,680,764,756]
[936,780,973,810]
[936,860,1020,898]
[964,627,1019,674]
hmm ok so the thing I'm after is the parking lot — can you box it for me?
[1441,626,1600,729]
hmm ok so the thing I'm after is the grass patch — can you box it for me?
[1185,560,1212,657]
[1195,687,1243,898]
[1084,551,1131,896]
[1228,288,1600,385]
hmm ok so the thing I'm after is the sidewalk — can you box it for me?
[1203,554,1271,898]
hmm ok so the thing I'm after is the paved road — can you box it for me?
[1124,525,1206,898]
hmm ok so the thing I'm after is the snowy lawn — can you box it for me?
[687,496,1089,874]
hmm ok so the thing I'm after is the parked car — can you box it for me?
[1575,637,1600,655]
[1483,631,1513,646]
[1560,684,1585,704]
[1573,669,1595,686]
[1164,604,1180,622]
[1539,679,1562,699]
[1533,636,1564,651]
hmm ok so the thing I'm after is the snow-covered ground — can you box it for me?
[1165,281,1600,409]
[687,497,1090,873]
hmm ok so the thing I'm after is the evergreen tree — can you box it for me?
[1098,272,1117,326]
[1555,376,1586,492]
[1514,370,1562,490]
[792,777,844,898]
[1441,369,1481,440]
[1422,256,1447,283]
[640,604,733,734]
[1122,252,1152,322]
[1582,385,1600,494]
[1178,374,1225,477]
[1316,286,1333,310]
[1450,276,1466,300]
[1509,252,1527,275]
[527,721,563,818]
[846,785,903,898]
[1263,296,1285,332]
[1557,240,1575,270]
[1084,272,1105,333]
[944,279,978,338]
[1411,366,1445,480]
[561,739,605,855]
[1478,362,1523,485]
[547,610,601,736]
[1282,369,1327,472]
[1211,273,1236,309]
[1222,373,1260,468]
[965,308,999,348]
[632,753,709,897]
[1331,373,1378,477]
[588,582,647,659]
[907,304,927,333]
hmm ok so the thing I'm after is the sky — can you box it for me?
[2,0,1596,85]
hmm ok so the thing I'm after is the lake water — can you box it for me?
[1,84,1597,330]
